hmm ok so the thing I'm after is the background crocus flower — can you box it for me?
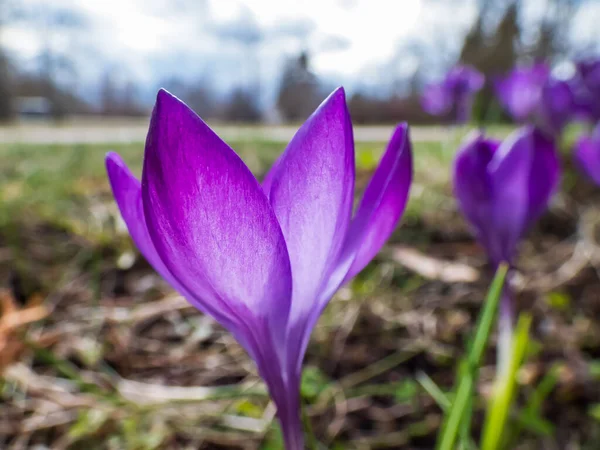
[575,123,600,185]
[454,127,559,266]
[422,65,484,123]
[106,87,412,450]
[537,78,576,135]
[453,126,560,367]
[495,64,576,135]
[495,63,550,122]
[571,58,600,122]
[422,83,453,117]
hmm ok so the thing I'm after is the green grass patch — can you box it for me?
[0,136,463,235]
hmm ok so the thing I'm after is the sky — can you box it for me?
[1,0,599,106]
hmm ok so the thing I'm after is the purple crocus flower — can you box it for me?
[575,123,600,185]
[495,63,575,135]
[571,58,600,122]
[537,78,576,135]
[577,58,600,96]
[453,126,560,366]
[495,63,550,122]
[106,87,412,449]
[422,65,485,123]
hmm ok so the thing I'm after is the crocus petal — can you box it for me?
[422,83,452,116]
[571,80,599,123]
[106,153,160,272]
[303,125,411,369]
[106,152,259,355]
[447,65,485,93]
[141,89,293,344]
[267,87,354,317]
[487,127,538,264]
[340,123,412,284]
[464,67,485,92]
[455,95,475,124]
[454,127,559,266]
[569,60,600,122]
[578,58,600,105]
[266,87,355,371]
[495,64,549,121]
[526,129,560,225]
[538,79,575,134]
[575,125,600,185]
[424,65,483,123]
[453,133,500,260]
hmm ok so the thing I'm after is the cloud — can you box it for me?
[338,0,358,9]
[4,0,597,109]
[269,17,317,40]
[570,0,600,53]
[312,33,352,53]
[209,15,264,45]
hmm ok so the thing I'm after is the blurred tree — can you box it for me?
[531,0,580,61]
[460,16,486,69]
[100,72,120,115]
[460,1,520,76]
[488,3,520,73]
[0,0,13,120]
[223,87,262,123]
[458,1,521,122]
[0,49,12,121]
[100,72,144,116]
[8,2,87,119]
[15,73,90,116]
[184,86,217,119]
[349,91,440,125]
[461,0,586,70]
[408,68,424,96]
[118,81,144,116]
[160,77,217,119]
[276,51,322,121]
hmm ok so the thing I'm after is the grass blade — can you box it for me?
[481,313,532,450]
[416,370,451,411]
[435,264,508,450]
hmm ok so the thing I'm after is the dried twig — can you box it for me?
[391,246,480,283]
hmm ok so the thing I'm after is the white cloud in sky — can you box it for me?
[2,27,41,58]
[571,1,600,52]
[1,0,598,104]
[1,0,424,82]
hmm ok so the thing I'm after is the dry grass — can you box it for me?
[1,134,600,449]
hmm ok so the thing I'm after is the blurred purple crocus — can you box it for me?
[571,58,600,122]
[575,123,600,185]
[106,88,412,450]
[495,63,550,122]
[538,78,576,135]
[495,64,575,135]
[453,127,560,366]
[422,65,484,123]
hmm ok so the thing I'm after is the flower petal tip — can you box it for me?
[393,122,409,138]
[321,87,347,111]
[105,153,132,183]
[105,151,124,169]
[389,123,411,159]
[154,89,191,118]
[332,86,346,98]
[460,130,487,151]
[393,121,407,131]
[156,88,176,104]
